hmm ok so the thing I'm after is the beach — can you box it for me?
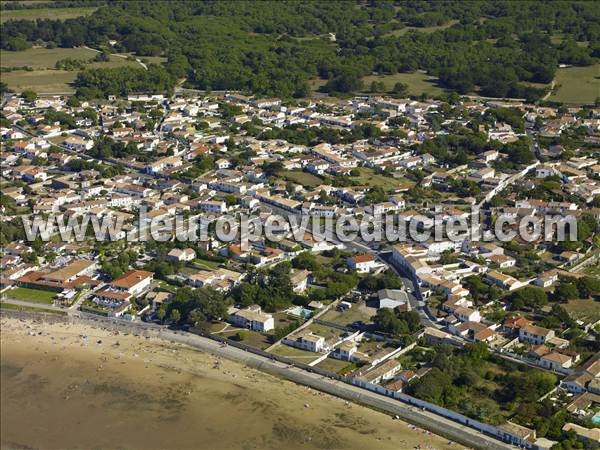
[1,315,464,450]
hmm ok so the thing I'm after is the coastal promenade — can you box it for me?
[3,310,514,450]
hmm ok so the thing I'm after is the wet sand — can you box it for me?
[1,316,464,450]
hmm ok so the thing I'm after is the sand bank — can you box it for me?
[1,316,465,450]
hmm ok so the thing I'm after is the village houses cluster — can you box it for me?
[1,89,599,449]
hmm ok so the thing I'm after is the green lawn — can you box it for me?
[307,323,343,341]
[2,287,56,304]
[278,170,324,189]
[220,328,272,350]
[273,311,303,330]
[269,343,321,361]
[362,71,446,97]
[201,320,229,333]
[315,356,354,374]
[549,64,600,105]
[191,257,221,270]
[0,6,97,22]
[154,280,180,293]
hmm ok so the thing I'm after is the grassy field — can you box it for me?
[549,64,600,105]
[1,47,99,68]
[320,301,375,327]
[307,323,343,342]
[584,265,600,277]
[1,47,140,93]
[3,287,56,304]
[314,356,354,374]
[269,343,320,362]
[362,71,446,97]
[220,327,272,350]
[278,170,323,189]
[349,167,414,191]
[0,6,97,22]
[0,301,66,314]
[564,298,600,324]
[1,69,77,93]
[191,257,221,270]
[382,20,459,37]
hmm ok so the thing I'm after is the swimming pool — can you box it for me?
[287,306,313,319]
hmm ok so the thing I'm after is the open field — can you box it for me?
[278,170,323,188]
[1,47,99,68]
[549,64,600,105]
[362,71,446,97]
[1,287,56,304]
[0,6,97,22]
[315,356,354,374]
[564,298,600,323]
[320,302,376,328]
[349,167,414,191]
[1,47,140,93]
[1,69,77,93]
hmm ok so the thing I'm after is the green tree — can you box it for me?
[169,308,181,323]
[511,286,548,308]
[21,90,37,103]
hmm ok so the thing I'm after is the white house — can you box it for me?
[347,254,378,273]
[539,352,573,370]
[198,200,227,213]
[284,330,325,353]
[63,136,94,152]
[377,289,409,310]
[229,305,274,332]
[519,324,555,345]
[167,248,196,263]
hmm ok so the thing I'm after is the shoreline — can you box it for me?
[1,313,465,450]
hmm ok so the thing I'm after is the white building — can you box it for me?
[519,324,555,345]
[167,248,196,263]
[347,254,377,273]
[229,305,274,332]
[284,330,325,353]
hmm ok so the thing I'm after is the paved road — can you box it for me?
[378,251,438,328]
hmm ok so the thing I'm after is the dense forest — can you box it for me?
[2,1,599,99]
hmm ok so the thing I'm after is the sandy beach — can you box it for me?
[1,315,464,450]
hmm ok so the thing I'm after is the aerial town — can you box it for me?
[1,89,599,449]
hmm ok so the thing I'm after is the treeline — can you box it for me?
[406,344,558,427]
[2,1,599,99]
[73,65,175,99]
[0,1,106,11]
